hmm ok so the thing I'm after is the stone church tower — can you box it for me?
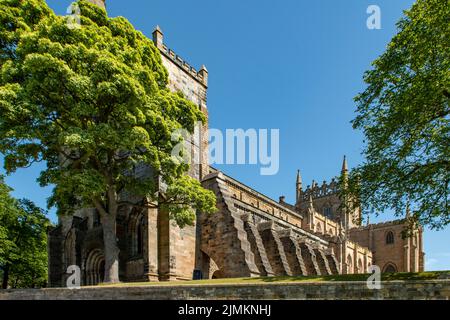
[295,156,361,231]
[48,0,212,286]
[47,0,424,287]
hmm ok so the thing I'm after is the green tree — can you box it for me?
[0,177,50,289]
[348,0,449,230]
[0,176,16,268]
[0,0,217,283]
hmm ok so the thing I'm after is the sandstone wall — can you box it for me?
[200,172,340,278]
[1,281,448,300]
[348,221,424,273]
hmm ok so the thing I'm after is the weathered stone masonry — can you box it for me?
[2,281,449,300]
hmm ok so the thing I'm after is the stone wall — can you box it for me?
[342,239,373,274]
[221,172,305,231]
[1,281,448,300]
[153,26,209,181]
[168,222,197,280]
[199,173,261,279]
[200,172,340,278]
[157,209,197,281]
[349,221,424,273]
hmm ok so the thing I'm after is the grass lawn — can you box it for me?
[98,271,449,287]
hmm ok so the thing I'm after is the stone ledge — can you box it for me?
[1,280,449,300]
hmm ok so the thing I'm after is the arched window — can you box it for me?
[346,254,353,274]
[129,212,145,257]
[357,259,363,274]
[316,223,322,233]
[137,220,143,255]
[64,229,76,267]
[386,231,395,244]
[383,263,397,273]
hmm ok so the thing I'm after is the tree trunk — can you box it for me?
[101,214,120,283]
[2,264,10,289]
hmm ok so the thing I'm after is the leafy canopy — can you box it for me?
[0,0,216,226]
[0,176,50,288]
[0,176,16,263]
[348,0,449,229]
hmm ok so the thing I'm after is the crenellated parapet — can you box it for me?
[300,178,339,202]
[159,44,208,87]
[152,26,208,88]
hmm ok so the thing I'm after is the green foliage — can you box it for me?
[0,177,50,288]
[162,175,218,228]
[0,176,16,264]
[0,0,216,226]
[348,0,449,229]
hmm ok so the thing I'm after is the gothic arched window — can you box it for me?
[346,254,353,274]
[130,213,145,257]
[136,216,144,256]
[316,223,322,233]
[386,231,395,245]
[137,221,143,255]
[357,259,363,274]
[383,263,397,273]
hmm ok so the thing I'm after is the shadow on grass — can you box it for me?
[245,271,450,283]
[98,271,449,287]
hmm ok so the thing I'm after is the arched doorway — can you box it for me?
[85,249,105,285]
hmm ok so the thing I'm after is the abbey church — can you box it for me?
[48,0,424,286]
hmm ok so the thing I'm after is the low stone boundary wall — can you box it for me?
[1,280,449,300]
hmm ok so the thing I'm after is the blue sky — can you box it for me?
[1,0,448,270]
